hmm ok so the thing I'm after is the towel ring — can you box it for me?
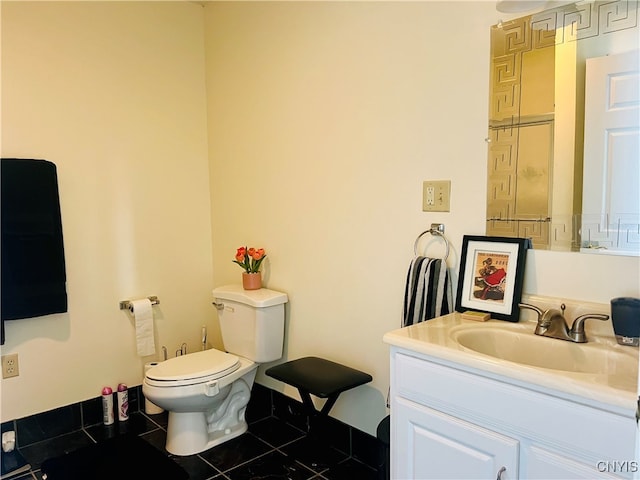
[413,223,450,261]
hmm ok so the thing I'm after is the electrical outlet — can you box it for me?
[425,186,435,206]
[423,180,451,212]
[2,354,19,379]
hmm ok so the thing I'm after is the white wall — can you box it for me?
[2,1,638,438]
[1,2,212,421]
[204,1,640,436]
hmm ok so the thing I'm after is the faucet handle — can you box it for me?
[570,313,609,343]
[518,303,544,320]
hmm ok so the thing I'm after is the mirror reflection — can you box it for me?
[485,0,639,255]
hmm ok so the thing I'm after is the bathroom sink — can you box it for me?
[453,327,637,375]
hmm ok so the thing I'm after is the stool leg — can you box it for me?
[320,394,338,416]
[297,390,340,434]
[298,390,316,418]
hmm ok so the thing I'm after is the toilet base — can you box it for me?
[166,412,248,456]
[164,372,256,456]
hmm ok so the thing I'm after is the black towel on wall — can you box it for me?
[1,159,67,338]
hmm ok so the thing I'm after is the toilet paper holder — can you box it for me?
[119,296,160,311]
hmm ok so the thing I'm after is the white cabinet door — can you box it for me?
[394,397,518,480]
[524,444,627,479]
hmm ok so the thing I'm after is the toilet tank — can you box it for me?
[212,285,288,363]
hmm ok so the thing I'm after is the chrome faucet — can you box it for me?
[518,303,609,343]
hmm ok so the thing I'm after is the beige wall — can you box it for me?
[1,2,212,420]
[203,1,640,435]
[2,1,639,437]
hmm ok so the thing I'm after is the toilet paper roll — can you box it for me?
[144,362,164,415]
[131,298,155,357]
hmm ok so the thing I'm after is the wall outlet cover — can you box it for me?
[2,354,19,379]
[423,180,451,212]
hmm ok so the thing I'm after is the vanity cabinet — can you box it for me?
[390,348,636,479]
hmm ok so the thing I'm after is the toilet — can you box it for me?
[142,285,288,456]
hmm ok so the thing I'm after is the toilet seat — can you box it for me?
[145,349,240,387]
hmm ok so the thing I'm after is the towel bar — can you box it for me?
[119,296,160,311]
[414,223,450,260]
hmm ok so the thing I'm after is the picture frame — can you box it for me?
[455,235,530,322]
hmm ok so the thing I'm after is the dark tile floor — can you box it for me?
[14,409,379,480]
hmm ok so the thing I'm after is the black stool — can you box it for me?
[265,356,373,468]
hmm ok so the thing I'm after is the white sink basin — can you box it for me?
[453,327,637,376]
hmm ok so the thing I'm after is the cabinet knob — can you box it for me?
[496,466,507,480]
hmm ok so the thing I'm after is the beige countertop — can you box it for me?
[383,312,638,412]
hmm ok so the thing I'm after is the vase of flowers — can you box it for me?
[233,246,266,290]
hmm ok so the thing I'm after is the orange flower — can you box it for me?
[235,247,246,263]
[232,246,267,273]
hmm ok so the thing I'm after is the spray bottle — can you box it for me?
[101,386,114,425]
[117,383,129,421]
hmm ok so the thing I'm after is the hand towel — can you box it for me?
[1,159,67,344]
[402,256,453,327]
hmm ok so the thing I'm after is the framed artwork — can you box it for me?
[455,235,530,322]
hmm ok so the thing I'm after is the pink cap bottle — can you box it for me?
[101,387,114,425]
[117,383,129,421]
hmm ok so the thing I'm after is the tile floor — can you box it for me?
[11,397,381,480]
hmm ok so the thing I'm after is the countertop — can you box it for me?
[383,313,638,412]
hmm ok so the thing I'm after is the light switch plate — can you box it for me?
[423,180,451,212]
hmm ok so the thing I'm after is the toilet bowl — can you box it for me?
[143,349,257,455]
[142,285,288,456]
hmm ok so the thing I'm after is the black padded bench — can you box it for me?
[265,356,372,420]
[265,356,373,468]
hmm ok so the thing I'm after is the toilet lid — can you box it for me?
[145,349,240,387]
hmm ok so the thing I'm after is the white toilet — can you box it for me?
[142,285,288,456]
